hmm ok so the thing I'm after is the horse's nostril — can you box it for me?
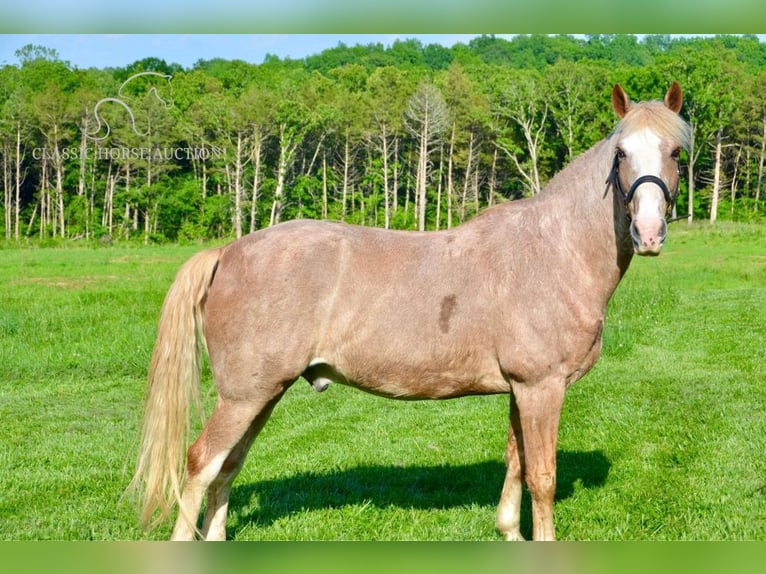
[659,219,668,241]
[630,218,666,254]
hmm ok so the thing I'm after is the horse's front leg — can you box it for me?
[510,378,566,541]
[496,393,525,541]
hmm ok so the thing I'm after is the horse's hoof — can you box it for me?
[503,531,525,541]
[312,378,330,392]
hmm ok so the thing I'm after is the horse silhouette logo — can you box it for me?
[86,71,173,142]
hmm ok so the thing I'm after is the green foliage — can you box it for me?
[155,176,205,240]
[1,35,765,243]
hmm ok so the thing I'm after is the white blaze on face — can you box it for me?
[620,127,668,255]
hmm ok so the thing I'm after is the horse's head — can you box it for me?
[610,82,691,256]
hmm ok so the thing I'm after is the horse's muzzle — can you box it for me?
[630,217,667,256]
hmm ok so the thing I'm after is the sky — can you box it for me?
[0,34,506,70]
[5,33,760,71]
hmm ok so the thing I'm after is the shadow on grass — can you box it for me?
[230,449,610,539]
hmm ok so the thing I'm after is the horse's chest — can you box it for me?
[497,305,605,386]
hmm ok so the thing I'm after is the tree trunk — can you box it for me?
[78,123,87,198]
[125,160,133,239]
[710,127,723,224]
[473,167,480,216]
[488,147,498,207]
[393,136,399,220]
[26,199,38,238]
[322,152,328,220]
[435,143,444,230]
[270,153,286,226]
[687,123,697,224]
[416,109,429,232]
[270,123,297,227]
[381,124,390,229]
[446,122,456,230]
[249,129,263,233]
[201,159,208,210]
[103,165,116,237]
[3,143,10,240]
[40,155,48,238]
[341,129,351,221]
[460,132,476,223]
[78,125,90,237]
[144,154,153,245]
[303,134,325,178]
[233,132,243,239]
[730,144,742,216]
[403,150,411,225]
[53,126,65,238]
[14,121,22,240]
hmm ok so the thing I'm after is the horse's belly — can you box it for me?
[302,356,509,400]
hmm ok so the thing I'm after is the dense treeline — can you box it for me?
[2,34,765,244]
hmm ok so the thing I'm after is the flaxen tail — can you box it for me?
[127,247,221,529]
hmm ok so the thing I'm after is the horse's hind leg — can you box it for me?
[171,392,285,541]
[199,400,280,541]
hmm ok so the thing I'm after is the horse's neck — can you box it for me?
[554,140,633,285]
[517,141,633,300]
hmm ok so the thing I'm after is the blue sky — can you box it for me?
[0,34,504,69]
[2,34,762,71]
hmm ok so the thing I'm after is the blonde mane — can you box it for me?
[613,100,692,151]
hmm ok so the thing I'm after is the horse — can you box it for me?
[129,82,690,541]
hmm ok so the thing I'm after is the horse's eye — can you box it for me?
[671,147,681,160]
[616,148,626,160]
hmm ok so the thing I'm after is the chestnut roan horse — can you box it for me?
[129,83,690,541]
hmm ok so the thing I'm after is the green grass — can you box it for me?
[0,223,764,540]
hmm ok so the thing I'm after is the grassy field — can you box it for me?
[0,223,764,541]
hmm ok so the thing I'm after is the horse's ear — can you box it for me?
[664,81,683,114]
[611,84,630,118]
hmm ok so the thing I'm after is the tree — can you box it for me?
[173,69,227,218]
[2,46,73,240]
[240,83,276,233]
[0,66,28,240]
[324,65,368,223]
[14,44,66,67]
[31,82,74,237]
[68,72,107,239]
[224,92,251,239]
[439,61,490,227]
[405,80,449,231]
[366,66,411,228]
[492,69,550,196]
[269,72,312,226]
[545,61,611,162]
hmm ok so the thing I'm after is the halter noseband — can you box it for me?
[608,153,680,215]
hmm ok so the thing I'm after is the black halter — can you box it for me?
[607,152,680,215]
